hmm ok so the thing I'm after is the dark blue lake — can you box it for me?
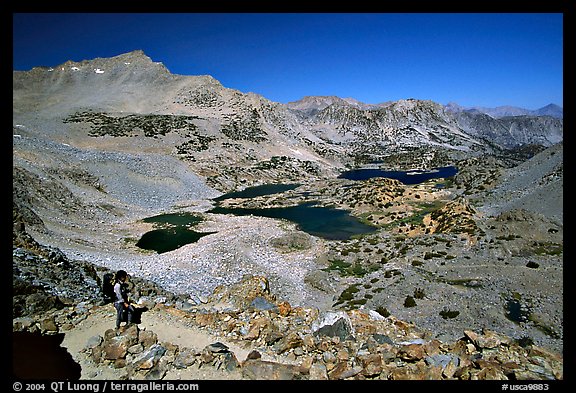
[214,183,300,201]
[338,166,457,184]
[136,227,215,254]
[209,202,376,240]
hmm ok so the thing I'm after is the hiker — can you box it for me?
[113,269,135,330]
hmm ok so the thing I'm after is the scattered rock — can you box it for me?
[312,311,355,341]
[242,359,304,380]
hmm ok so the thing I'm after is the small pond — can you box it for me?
[135,212,215,254]
[338,166,457,184]
[504,299,530,324]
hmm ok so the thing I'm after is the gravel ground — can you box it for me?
[13,129,221,212]
[46,213,333,310]
[477,143,563,223]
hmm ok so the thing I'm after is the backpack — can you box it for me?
[102,273,116,304]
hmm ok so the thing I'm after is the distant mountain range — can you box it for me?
[13,50,563,185]
[444,102,563,119]
[287,96,563,120]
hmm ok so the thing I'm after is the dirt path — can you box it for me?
[60,305,265,380]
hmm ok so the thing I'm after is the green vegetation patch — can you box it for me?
[439,308,460,319]
[334,284,365,309]
[531,241,562,256]
[322,258,351,274]
[403,295,417,307]
[64,111,200,138]
[322,259,379,278]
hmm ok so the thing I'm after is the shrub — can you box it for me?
[351,263,368,277]
[516,336,534,347]
[334,284,360,305]
[439,308,460,319]
[413,288,425,299]
[403,296,417,307]
[375,306,390,317]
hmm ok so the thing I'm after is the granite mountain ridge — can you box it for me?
[14,49,562,176]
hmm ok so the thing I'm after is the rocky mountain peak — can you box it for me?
[287,95,353,111]
[444,102,465,113]
[390,98,444,112]
[111,49,152,62]
[19,49,166,76]
[534,103,563,118]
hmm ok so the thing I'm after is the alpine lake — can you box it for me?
[135,166,457,253]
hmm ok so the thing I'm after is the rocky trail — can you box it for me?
[14,262,564,381]
[60,303,248,380]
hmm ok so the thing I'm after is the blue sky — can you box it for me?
[13,13,563,109]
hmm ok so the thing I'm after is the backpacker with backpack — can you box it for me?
[102,272,116,304]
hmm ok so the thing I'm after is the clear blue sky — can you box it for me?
[13,13,563,110]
